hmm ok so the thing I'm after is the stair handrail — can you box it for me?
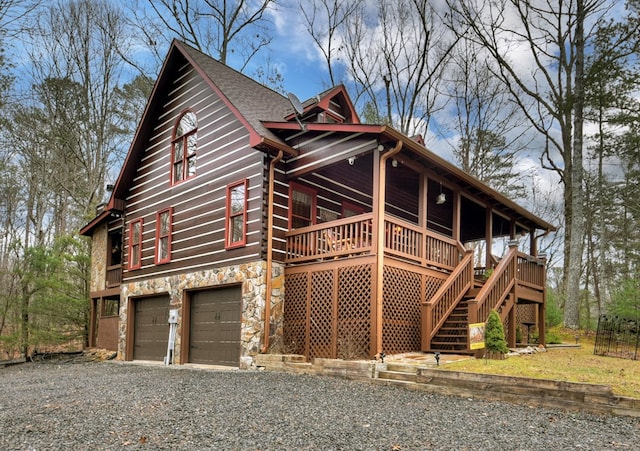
[422,250,474,347]
[467,244,519,326]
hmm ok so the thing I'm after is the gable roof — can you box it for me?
[176,41,298,151]
[285,85,360,124]
[82,40,300,235]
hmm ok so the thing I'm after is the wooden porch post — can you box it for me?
[530,231,538,256]
[88,297,97,348]
[508,304,516,348]
[452,190,460,243]
[485,207,493,268]
[538,254,547,345]
[418,175,427,229]
[372,141,402,358]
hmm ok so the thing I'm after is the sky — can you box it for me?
[12,0,627,256]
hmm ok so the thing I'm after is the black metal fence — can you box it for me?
[594,315,640,360]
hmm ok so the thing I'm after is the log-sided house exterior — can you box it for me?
[81,40,555,367]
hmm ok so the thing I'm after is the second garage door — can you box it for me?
[189,287,241,366]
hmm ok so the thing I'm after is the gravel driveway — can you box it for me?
[1,359,638,450]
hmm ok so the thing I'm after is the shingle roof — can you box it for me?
[176,41,295,148]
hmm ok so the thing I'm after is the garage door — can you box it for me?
[133,295,170,361]
[189,287,241,366]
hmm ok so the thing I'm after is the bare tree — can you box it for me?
[582,5,640,320]
[0,0,40,37]
[445,0,633,328]
[443,38,529,200]
[298,0,364,87]
[25,0,133,228]
[299,0,460,137]
[1,0,136,356]
[130,0,275,71]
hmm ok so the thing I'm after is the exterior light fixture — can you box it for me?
[436,181,446,204]
[348,156,356,166]
[391,159,398,167]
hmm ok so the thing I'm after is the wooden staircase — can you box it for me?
[423,244,547,353]
[429,298,471,352]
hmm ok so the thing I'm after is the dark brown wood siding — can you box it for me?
[271,134,424,262]
[123,60,266,282]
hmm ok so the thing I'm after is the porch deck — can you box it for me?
[282,213,547,360]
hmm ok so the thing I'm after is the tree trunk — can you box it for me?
[564,0,586,329]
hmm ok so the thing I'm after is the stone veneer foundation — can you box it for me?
[118,260,284,366]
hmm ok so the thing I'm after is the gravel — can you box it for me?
[1,359,639,450]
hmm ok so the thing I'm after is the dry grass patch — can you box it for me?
[442,328,640,399]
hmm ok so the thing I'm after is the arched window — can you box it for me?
[172,111,197,183]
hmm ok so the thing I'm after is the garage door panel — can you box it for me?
[189,287,241,366]
[133,296,170,361]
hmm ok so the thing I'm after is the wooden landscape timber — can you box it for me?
[255,354,640,418]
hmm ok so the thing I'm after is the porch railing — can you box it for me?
[383,217,463,271]
[285,213,463,272]
[469,246,518,327]
[106,264,122,288]
[516,252,546,291]
[285,214,374,263]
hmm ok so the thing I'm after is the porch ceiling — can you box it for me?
[268,123,555,234]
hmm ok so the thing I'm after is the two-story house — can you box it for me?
[80,40,555,367]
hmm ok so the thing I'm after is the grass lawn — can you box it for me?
[441,328,640,399]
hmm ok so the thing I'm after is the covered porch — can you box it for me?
[279,133,552,360]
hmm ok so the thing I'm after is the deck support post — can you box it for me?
[263,150,284,353]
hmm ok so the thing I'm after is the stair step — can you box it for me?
[385,363,420,373]
[466,288,481,297]
[373,378,417,388]
[449,312,468,317]
[430,343,468,349]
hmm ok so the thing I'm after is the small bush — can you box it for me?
[485,310,509,354]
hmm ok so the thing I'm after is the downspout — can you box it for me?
[373,141,403,356]
[263,150,284,353]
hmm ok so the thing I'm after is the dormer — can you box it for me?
[286,85,360,125]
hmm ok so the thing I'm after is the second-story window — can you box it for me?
[226,180,248,248]
[289,182,316,228]
[129,219,143,270]
[155,208,173,264]
[172,110,197,184]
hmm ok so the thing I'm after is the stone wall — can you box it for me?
[118,260,285,366]
[90,224,108,293]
